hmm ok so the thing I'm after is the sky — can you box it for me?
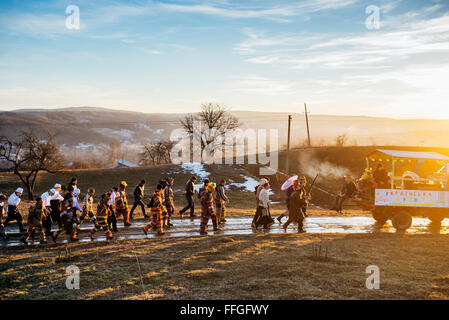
[0,0,448,119]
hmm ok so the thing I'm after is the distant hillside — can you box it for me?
[1,107,448,163]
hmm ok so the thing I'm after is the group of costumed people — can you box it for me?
[0,173,311,244]
[0,176,232,243]
[0,177,176,244]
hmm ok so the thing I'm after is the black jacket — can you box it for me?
[186,180,195,196]
[134,185,144,200]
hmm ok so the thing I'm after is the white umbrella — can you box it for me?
[281,175,298,191]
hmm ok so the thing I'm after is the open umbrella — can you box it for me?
[281,175,298,191]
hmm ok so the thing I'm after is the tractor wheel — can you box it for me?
[372,207,388,225]
[392,211,412,231]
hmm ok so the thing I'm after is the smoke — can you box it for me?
[297,152,351,180]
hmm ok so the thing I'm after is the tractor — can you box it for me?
[353,149,449,231]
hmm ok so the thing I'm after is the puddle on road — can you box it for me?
[2,216,449,247]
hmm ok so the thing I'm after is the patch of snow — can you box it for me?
[92,128,134,140]
[181,162,211,193]
[152,128,164,135]
[181,162,210,180]
[229,175,259,192]
[75,142,95,150]
[136,123,151,131]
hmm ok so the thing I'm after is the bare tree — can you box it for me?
[180,103,240,161]
[107,139,123,165]
[140,140,174,165]
[0,131,64,199]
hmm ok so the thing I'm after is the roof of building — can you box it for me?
[368,149,449,161]
[117,159,139,167]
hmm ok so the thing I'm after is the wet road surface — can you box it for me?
[2,216,449,247]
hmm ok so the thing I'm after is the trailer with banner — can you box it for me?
[359,149,449,231]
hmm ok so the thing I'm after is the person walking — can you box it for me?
[79,188,96,223]
[283,176,310,233]
[215,179,229,224]
[130,180,148,220]
[143,184,168,235]
[164,178,175,227]
[252,178,268,228]
[198,180,220,234]
[115,181,131,227]
[277,184,294,224]
[4,187,25,233]
[108,187,119,232]
[51,186,79,242]
[41,188,56,235]
[20,197,47,244]
[50,184,64,228]
[89,193,113,240]
[179,176,197,218]
[254,182,274,229]
[0,193,8,240]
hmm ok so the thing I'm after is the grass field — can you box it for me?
[1,232,449,300]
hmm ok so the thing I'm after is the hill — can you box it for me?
[1,107,448,165]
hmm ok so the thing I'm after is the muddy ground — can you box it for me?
[1,222,449,300]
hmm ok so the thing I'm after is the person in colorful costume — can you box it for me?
[215,179,229,224]
[79,188,96,223]
[198,180,220,234]
[143,184,167,235]
[164,178,175,228]
[89,193,113,240]
[115,181,131,227]
[52,186,79,242]
[0,193,7,240]
[21,197,47,244]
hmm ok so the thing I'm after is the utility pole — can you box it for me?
[286,115,292,174]
[304,102,311,147]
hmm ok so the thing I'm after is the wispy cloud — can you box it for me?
[225,75,297,96]
[160,0,359,21]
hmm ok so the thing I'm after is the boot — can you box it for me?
[89,231,95,240]
[20,236,27,244]
[51,232,57,243]
[143,225,150,235]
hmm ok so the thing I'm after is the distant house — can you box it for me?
[111,158,139,168]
